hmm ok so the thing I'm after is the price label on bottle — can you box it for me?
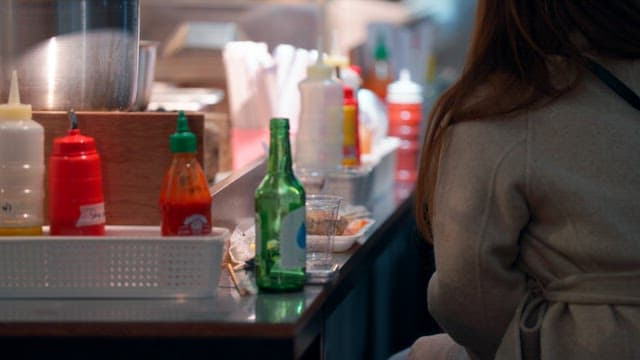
[279,207,306,269]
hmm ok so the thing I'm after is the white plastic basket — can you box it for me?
[0,226,229,299]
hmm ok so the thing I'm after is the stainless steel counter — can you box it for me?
[0,158,424,359]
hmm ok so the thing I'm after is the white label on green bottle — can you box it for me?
[280,207,306,269]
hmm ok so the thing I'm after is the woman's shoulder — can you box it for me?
[451,57,640,136]
[441,114,529,175]
[447,112,529,150]
[596,58,640,88]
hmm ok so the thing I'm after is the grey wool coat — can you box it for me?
[410,59,640,360]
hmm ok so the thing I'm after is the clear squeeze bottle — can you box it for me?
[49,110,106,235]
[255,118,306,292]
[295,55,344,173]
[160,111,212,236]
[0,71,45,236]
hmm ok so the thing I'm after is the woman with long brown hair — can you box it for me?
[410,0,640,359]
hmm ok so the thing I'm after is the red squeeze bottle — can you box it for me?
[159,111,212,236]
[48,110,106,235]
[386,69,423,183]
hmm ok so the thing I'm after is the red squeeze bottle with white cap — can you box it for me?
[48,110,106,235]
[387,69,423,183]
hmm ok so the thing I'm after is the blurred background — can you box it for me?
[138,0,477,178]
[142,0,475,87]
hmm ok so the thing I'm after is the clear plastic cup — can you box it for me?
[305,194,342,270]
[294,167,326,194]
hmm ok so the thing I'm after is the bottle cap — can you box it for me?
[170,111,197,153]
[374,33,389,61]
[341,66,362,92]
[387,69,423,104]
[0,71,32,121]
[306,36,334,80]
[53,129,97,156]
[306,62,334,79]
[325,29,350,68]
[324,54,349,69]
[344,85,356,106]
[53,111,97,156]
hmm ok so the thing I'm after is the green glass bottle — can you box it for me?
[255,118,306,292]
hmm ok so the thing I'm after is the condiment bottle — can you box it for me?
[0,71,45,236]
[49,110,106,235]
[255,118,306,292]
[342,65,362,94]
[363,33,393,101]
[295,54,344,174]
[387,69,423,183]
[346,65,376,156]
[159,111,211,236]
[324,29,350,81]
[342,85,361,167]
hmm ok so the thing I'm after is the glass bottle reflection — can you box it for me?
[255,292,305,323]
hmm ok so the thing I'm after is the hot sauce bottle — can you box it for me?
[49,110,106,236]
[159,111,212,236]
[363,33,393,101]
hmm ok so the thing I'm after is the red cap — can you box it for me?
[343,85,356,106]
[52,129,98,156]
[350,65,362,76]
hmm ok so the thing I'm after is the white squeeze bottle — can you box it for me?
[0,71,45,235]
[295,54,344,173]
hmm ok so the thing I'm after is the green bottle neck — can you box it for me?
[267,129,293,175]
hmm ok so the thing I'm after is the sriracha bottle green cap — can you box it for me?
[374,33,389,61]
[170,111,197,153]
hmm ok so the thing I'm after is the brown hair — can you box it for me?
[415,0,640,240]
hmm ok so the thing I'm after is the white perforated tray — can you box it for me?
[0,226,229,299]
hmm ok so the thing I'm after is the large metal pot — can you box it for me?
[0,0,140,111]
[131,40,158,112]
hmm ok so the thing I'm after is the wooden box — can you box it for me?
[33,111,205,226]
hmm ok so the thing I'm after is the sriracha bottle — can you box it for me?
[159,111,211,236]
